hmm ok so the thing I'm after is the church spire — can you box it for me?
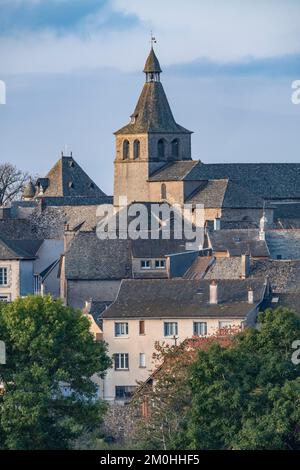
[143,47,162,82]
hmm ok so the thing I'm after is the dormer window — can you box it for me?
[68,182,74,188]
[131,116,136,124]
[123,140,130,160]
[69,161,75,168]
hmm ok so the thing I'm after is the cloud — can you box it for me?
[1,0,300,75]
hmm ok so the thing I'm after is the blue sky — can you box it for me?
[0,0,300,194]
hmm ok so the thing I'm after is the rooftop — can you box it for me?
[102,278,266,319]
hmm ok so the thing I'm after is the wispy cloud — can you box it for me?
[1,0,300,75]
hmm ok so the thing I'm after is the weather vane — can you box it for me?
[150,31,157,48]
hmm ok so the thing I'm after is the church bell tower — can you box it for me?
[113,45,192,206]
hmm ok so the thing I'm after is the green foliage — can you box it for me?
[135,307,300,450]
[186,307,300,449]
[0,296,111,449]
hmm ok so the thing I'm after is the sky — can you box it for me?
[0,0,299,195]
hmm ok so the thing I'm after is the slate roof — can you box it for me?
[102,278,265,319]
[185,179,267,208]
[204,257,300,294]
[204,257,246,280]
[0,237,42,260]
[149,161,300,200]
[0,219,37,239]
[115,82,192,135]
[208,230,270,257]
[65,232,132,280]
[36,156,107,199]
[265,230,300,260]
[143,48,162,73]
[131,239,187,258]
[249,259,300,293]
[260,293,300,316]
[184,256,215,280]
[149,161,197,181]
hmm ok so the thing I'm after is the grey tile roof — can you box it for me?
[185,179,266,208]
[265,230,300,260]
[204,257,300,294]
[249,259,300,293]
[149,161,197,181]
[115,81,191,135]
[204,257,243,280]
[208,230,270,257]
[149,161,300,200]
[131,239,187,258]
[143,48,162,73]
[102,278,265,319]
[0,219,37,239]
[0,237,42,260]
[65,232,132,280]
[260,293,300,315]
[36,156,107,198]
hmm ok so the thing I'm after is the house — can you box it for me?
[101,278,268,402]
[0,236,64,301]
[60,230,199,308]
[0,237,42,301]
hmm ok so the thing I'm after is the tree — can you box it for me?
[0,296,112,450]
[186,307,300,450]
[132,333,236,450]
[0,163,29,205]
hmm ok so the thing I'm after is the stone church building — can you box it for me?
[113,47,300,228]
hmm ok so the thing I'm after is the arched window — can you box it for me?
[171,139,179,159]
[133,140,140,159]
[161,183,167,200]
[157,139,165,160]
[123,140,130,160]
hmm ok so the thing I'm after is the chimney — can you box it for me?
[248,288,254,304]
[214,218,221,231]
[64,226,76,251]
[241,253,250,279]
[209,281,218,304]
[85,300,92,312]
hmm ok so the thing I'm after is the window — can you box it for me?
[157,139,165,159]
[141,260,151,269]
[0,267,8,286]
[34,274,41,294]
[171,139,179,159]
[155,259,166,269]
[123,140,130,159]
[114,353,129,370]
[139,353,146,368]
[193,322,207,336]
[219,321,232,329]
[114,322,129,337]
[164,322,178,337]
[115,385,137,399]
[161,183,167,200]
[133,140,140,159]
[139,320,145,335]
